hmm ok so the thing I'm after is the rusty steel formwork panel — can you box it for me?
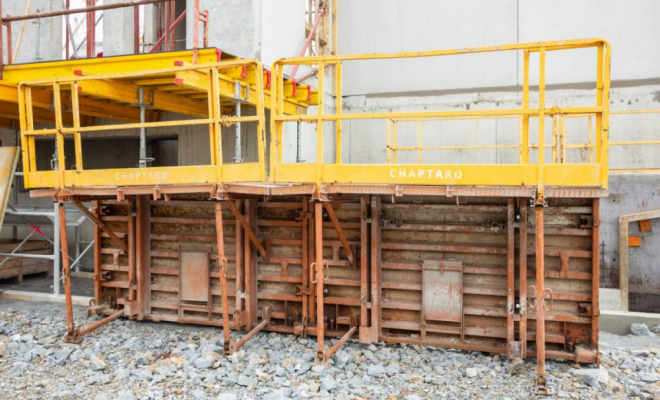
[90,194,599,368]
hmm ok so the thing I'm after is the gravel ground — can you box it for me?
[0,299,659,400]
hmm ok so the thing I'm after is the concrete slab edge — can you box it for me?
[0,290,92,307]
[600,310,660,336]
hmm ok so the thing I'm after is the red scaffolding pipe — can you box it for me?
[1,0,172,22]
[290,6,325,82]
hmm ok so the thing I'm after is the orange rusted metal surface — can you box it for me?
[52,190,597,374]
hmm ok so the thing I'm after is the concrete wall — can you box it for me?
[102,0,135,56]
[600,173,660,312]
[338,0,660,95]
[3,0,63,63]
[186,0,261,58]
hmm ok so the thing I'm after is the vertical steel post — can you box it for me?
[369,196,381,343]
[93,201,101,305]
[138,87,147,168]
[537,47,546,201]
[535,204,548,394]
[234,200,244,324]
[135,195,151,319]
[86,0,95,58]
[316,61,325,188]
[233,81,242,162]
[215,202,232,353]
[359,195,370,337]
[519,202,528,359]
[296,121,302,163]
[591,199,600,363]
[314,201,325,360]
[133,5,139,54]
[53,203,61,295]
[53,140,61,296]
[506,199,515,357]
[59,204,78,343]
[301,199,309,334]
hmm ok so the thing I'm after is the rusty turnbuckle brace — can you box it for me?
[65,308,126,344]
[319,320,358,363]
[228,307,271,355]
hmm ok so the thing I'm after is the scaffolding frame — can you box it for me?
[0,0,208,79]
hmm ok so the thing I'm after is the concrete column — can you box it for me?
[102,0,136,56]
[186,0,261,59]
[142,4,159,52]
[3,0,63,63]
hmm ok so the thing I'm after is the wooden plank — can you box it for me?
[0,147,19,230]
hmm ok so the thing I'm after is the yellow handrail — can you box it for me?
[271,39,612,194]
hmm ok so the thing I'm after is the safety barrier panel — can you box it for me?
[270,39,612,198]
[18,59,268,189]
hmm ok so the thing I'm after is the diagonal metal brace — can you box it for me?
[225,199,269,261]
[73,201,128,253]
[228,307,271,354]
[323,202,355,266]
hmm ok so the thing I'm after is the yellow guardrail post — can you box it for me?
[53,83,66,189]
[601,42,611,188]
[70,82,83,172]
[521,50,530,164]
[335,61,342,164]
[253,62,268,182]
[536,47,546,202]
[316,60,325,190]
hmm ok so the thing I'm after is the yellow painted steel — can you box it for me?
[271,38,612,192]
[3,49,223,82]
[18,60,269,189]
[2,49,316,125]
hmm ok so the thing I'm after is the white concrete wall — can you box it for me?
[186,0,261,59]
[338,0,660,95]
[3,0,63,63]
[102,0,135,56]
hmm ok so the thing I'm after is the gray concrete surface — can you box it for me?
[0,275,93,297]
[2,0,62,64]
[601,310,660,336]
[102,0,135,56]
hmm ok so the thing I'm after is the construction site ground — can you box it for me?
[0,299,658,400]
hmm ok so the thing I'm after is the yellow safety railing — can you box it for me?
[553,110,660,172]
[18,59,267,189]
[270,39,612,197]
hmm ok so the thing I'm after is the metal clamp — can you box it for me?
[310,262,318,284]
[219,257,228,278]
[527,285,537,310]
[543,288,554,312]
[310,261,330,283]
[323,260,330,281]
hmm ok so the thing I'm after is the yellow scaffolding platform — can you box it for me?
[270,38,612,200]
[6,49,318,190]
